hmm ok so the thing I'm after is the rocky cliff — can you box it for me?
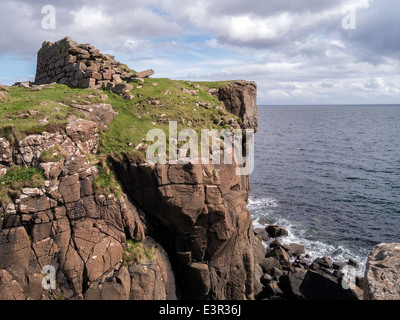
[0,38,258,300]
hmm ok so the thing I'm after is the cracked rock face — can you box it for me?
[364,243,400,300]
[1,131,256,300]
[218,80,258,132]
[114,160,255,300]
[0,123,157,300]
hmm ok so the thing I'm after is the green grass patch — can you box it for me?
[92,164,122,199]
[0,167,45,207]
[122,239,156,266]
[39,144,67,162]
[0,84,103,140]
[99,77,239,160]
[0,77,238,163]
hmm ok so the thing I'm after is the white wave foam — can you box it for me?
[250,199,367,276]
[248,197,279,209]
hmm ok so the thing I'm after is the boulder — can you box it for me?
[0,91,7,102]
[279,270,307,300]
[254,228,269,242]
[313,256,333,269]
[266,224,288,238]
[364,243,400,300]
[112,83,133,95]
[261,257,281,274]
[284,243,306,257]
[133,69,154,79]
[300,270,360,300]
[266,247,292,271]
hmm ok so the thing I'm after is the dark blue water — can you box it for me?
[249,105,400,274]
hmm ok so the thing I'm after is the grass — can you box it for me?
[39,144,67,162]
[0,84,105,143]
[0,79,237,162]
[92,164,122,199]
[0,167,45,206]
[122,239,156,266]
[98,77,239,160]
[0,75,238,207]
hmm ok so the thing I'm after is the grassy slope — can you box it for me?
[0,78,236,201]
[0,78,236,157]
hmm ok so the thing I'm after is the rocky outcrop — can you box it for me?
[113,160,255,300]
[364,243,400,300]
[218,81,258,132]
[0,120,164,299]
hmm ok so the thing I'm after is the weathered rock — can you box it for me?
[313,256,333,269]
[300,270,359,300]
[66,119,98,154]
[218,80,258,132]
[0,270,25,300]
[284,243,306,257]
[69,103,118,128]
[261,257,281,274]
[348,258,360,269]
[59,174,81,204]
[266,247,292,271]
[266,224,288,238]
[279,270,307,300]
[112,83,134,95]
[0,91,7,102]
[133,69,154,79]
[18,132,65,166]
[114,159,255,300]
[253,228,269,242]
[0,137,12,165]
[364,243,400,300]
[85,267,131,300]
[182,88,199,96]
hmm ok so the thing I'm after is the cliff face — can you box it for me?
[114,160,254,300]
[0,39,258,300]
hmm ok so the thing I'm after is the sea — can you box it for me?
[248,105,400,276]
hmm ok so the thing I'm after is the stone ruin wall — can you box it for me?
[34,37,144,90]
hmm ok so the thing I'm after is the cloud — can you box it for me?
[0,0,399,104]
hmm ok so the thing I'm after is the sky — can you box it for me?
[0,0,399,105]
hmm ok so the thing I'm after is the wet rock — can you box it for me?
[284,243,306,257]
[313,256,333,269]
[266,224,288,238]
[348,258,360,269]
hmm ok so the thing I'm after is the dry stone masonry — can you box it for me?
[35,37,154,94]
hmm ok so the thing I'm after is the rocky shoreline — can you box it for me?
[252,220,364,300]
